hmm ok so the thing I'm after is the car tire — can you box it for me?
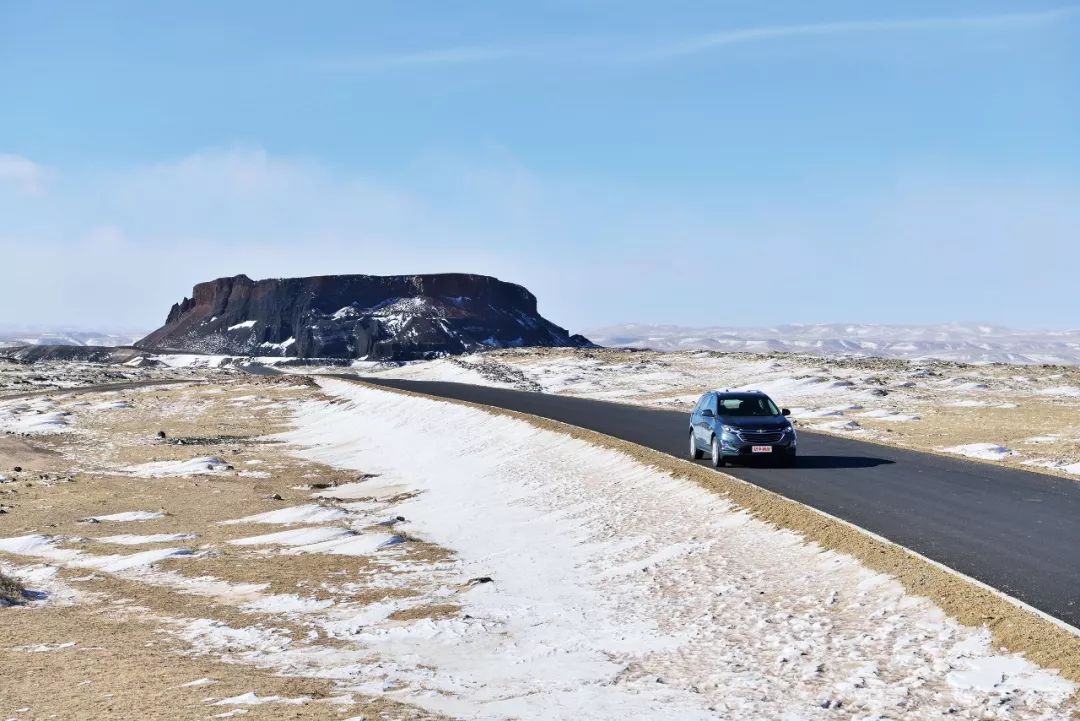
[689,431,703,460]
[710,436,725,467]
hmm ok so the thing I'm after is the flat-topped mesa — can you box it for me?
[136,273,593,360]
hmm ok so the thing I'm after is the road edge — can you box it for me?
[339,376,1080,690]
[0,378,205,402]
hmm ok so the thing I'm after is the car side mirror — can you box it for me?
[701,409,714,418]
[781,408,791,416]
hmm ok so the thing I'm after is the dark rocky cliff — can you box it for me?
[136,273,592,360]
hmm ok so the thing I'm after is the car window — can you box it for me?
[707,394,718,413]
[717,395,780,416]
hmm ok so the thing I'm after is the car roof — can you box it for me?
[711,389,768,396]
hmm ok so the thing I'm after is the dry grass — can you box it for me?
[0,570,24,604]
[388,603,460,622]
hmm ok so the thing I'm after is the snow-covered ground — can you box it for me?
[247,379,1073,719]
[1,375,1078,718]
[0,354,220,394]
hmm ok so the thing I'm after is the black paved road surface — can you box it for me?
[0,379,200,401]
[353,376,1080,628]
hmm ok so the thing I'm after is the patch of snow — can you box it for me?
[221,504,348,525]
[228,321,258,331]
[91,400,133,410]
[240,594,334,615]
[0,534,191,572]
[124,456,231,477]
[947,381,990,392]
[1037,386,1080,397]
[86,511,166,522]
[942,443,1018,461]
[16,641,77,652]
[95,533,196,545]
[789,407,847,419]
[286,532,404,557]
[212,692,310,706]
[259,337,296,351]
[1023,459,1080,475]
[86,547,193,573]
[857,409,921,422]
[228,527,354,546]
[0,398,71,434]
[149,354,233,369]
[176,618,292,656]
[811,419,863,431]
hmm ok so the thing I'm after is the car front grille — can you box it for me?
[737,430,785,444]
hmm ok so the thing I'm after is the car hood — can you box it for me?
[718,416,789,430]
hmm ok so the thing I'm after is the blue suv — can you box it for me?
[689,390,797,467]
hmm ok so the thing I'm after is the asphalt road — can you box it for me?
[354,376,1080,628]
[0,378,200,401]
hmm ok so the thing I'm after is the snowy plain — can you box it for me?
[257,379,1076,719]
[585,323,1080,365]
[0,375,1077,718]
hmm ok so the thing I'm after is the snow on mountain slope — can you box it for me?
[587,323,1080,364]
[0,329,145,348]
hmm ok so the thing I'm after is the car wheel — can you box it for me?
[710,436,725,467]
[689,431,703,460]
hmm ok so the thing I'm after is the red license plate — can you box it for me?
[752,445,773,454]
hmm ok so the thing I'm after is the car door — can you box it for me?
[694,392,715,445]
[691,393,707,446]
[703,392,719,441]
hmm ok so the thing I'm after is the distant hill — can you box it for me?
[0,329,145,349]
[586,323,1080,365]
[136,273,592,361]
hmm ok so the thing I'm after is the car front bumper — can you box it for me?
[720,433,797,457]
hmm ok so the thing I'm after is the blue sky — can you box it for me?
[1,1,1078,332]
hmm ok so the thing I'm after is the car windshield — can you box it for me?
[716,395,780,417]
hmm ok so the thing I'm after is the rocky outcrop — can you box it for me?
[136,273,592,360]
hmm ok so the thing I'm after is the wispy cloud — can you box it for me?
[641,6,1079,61]
[313,6,1079,71]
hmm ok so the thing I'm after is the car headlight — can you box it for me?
[784,425,797,435]
[721,425,741,435]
